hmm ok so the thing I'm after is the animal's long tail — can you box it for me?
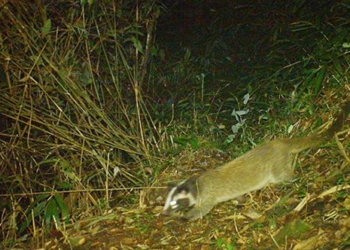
[289,101,350,153]
[321,101,350,139]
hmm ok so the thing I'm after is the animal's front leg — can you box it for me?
[184,201,215,221]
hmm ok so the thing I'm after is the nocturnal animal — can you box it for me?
[162,101,350,221]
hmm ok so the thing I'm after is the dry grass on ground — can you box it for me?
[39,144,350,249]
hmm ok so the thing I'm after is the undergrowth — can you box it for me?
[0,0,163,247]
[0,0,349,248]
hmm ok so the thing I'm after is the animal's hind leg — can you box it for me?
[271,160,295,183]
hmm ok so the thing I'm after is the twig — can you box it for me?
[335,128,350,164]
[318,184,350,199]
[293,193,311,212]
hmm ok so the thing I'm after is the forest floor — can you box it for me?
[45,146,350,250]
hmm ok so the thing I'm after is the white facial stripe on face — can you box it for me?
[163,179,198,212]
[173,191,190,200]
[187,192,196,206]
[163,186,178,211]
[168,189,195,210]
[176,191,196,206]
[163,180,188,211]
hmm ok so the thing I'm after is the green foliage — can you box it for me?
[0,0,163,245]
[155,0,350,150]
[18,194,70,235]
[173,136,199,150]
[224,93,251,145]
[274,220,313,243]
[0,0,350,247]
[215,237,237,250]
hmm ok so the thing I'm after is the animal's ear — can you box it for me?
[187,175,198,185]
[186,176,199,196]
[180,189,189,195]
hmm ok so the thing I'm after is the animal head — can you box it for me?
[162,177,198,216]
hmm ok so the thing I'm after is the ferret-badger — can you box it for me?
[162,101,350,221]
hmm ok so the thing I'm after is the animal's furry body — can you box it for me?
[162,102,350,220]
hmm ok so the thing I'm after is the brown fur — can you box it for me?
[169,102,350,220]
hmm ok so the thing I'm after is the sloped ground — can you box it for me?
[45,145,350,249]
[2,2,349,249]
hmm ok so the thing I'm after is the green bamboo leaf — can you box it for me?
[45,198,59,226]
[314,66,326,95]
[332,58,343,74]
[42,19,51,35]
[18,198,48,234]
[54,194,70,221]
[132,37,143,53]
[173,136,198,149]
[342,43,350,48]
[33,200,48,217]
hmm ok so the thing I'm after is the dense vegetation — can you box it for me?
[0,0,349,248]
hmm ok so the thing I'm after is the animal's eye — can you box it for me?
[176,199,190,210]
